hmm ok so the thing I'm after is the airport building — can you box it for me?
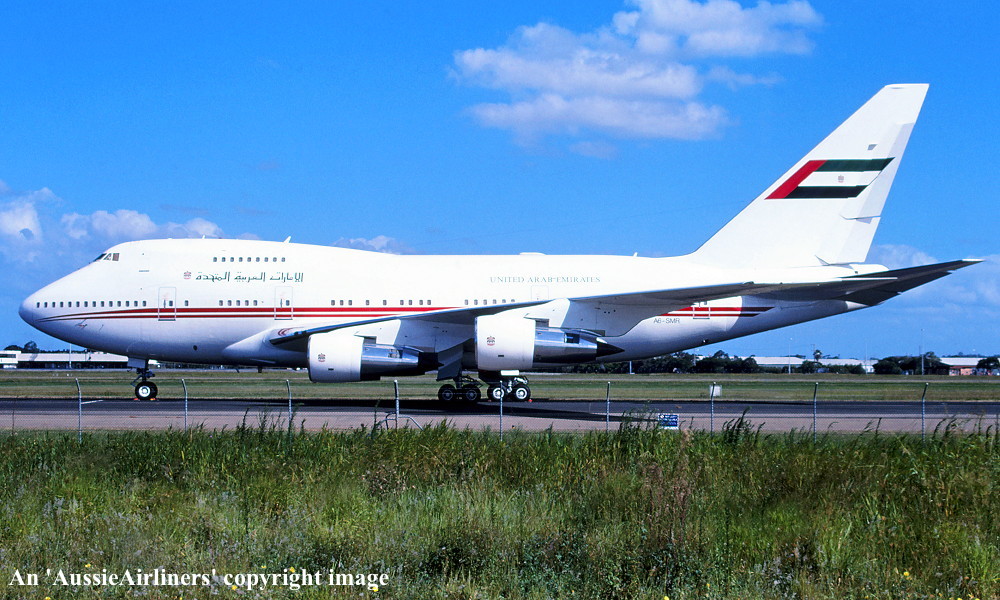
[4,350,130,369]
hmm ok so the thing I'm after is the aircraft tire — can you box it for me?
[135,381,158,401]
[512,384,531,402]
[437,384,457,402]
[487,385,504,402]
[461,384,481,403]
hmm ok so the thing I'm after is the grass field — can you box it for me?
[0,423,996,599]
[3,369,1000,403]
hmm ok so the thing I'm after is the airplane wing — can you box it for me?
[267,280,826,347]
[268,259,978,348]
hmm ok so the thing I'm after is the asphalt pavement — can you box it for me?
[2,397,997,433]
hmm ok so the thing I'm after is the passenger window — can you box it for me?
[219,300,223,306]
[281,257,285,262]
[213,257,218,262]
[253,300,258,306]
[255,257,260,262]
[142,301,147,307]
[348,300,352,306]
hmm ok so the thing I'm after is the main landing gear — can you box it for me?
[132,367,158,401]
[486,376,532,403]
[436,373,533,403]
[437,375,482,403]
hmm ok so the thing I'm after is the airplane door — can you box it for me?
[531,286,549,301]
[693,301,711,319]
[275,286,293,320]
[158,287,177,321]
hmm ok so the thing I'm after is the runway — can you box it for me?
[2,397,998,434]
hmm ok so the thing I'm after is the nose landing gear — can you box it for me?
[132,367,158,401]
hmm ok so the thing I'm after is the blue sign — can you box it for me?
[658,413,680,430]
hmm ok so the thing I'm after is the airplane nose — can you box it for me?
[19,293,39,326]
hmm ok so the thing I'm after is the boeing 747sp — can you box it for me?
[19,84,978,401]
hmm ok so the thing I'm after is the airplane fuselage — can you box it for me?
[20,238,865,368]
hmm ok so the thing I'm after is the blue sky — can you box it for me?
[1,0,997,358]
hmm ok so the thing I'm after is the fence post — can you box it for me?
[182,378,188,431]
[499,386,504,441]
[710,382,716,434]
[920,382,929,442]
[812,382,819,443]
[605,381,611,433]
[76,378,83,443]
[286,379,293,431]
[394,380,400,429]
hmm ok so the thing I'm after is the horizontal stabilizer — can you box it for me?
[755,260,981,304]
[835,259,981,306]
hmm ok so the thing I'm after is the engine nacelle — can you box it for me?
[475,312,620,371]
[308,331,431,382]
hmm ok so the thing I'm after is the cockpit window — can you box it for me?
[92,252,121,262]
[93,253,106,262]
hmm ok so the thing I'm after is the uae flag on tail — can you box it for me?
[767,158,894,199]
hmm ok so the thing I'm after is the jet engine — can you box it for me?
[475,312,621,371]
[308,331,434,382]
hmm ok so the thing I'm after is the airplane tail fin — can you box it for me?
[691,84,928,268]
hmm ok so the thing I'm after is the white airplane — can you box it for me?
[19,84,978,402]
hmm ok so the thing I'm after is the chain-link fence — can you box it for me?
[2,371,998,437]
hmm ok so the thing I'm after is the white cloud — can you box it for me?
[454,0,820,148]
[471,94,727,141]
[332,235,410,254]
[868,243,938,270]
[0,199,43,241]
[59,210,225,242]
[615,0,821,57]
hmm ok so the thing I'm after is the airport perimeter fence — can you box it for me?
[2,371,999,439]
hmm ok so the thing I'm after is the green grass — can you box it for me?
[0,421,996,599]
[3,370,1000,403]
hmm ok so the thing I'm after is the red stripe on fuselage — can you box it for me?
[39,304,773,323]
